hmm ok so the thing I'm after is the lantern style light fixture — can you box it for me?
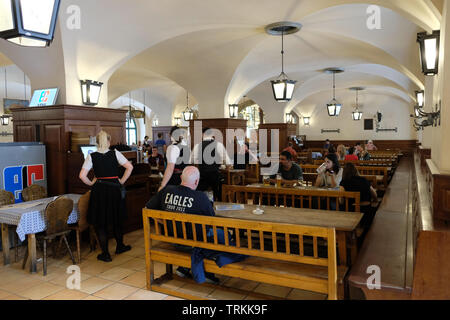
[285,113,293,124]
[81,80,103,106]
[228,104,239,118]
[303,116,310,126]
[417,31,440,76]
[325,68,344,117]
[182,91,194,121]
[174,117,181,126]
[152,118,159,127]
[415,90,425,108]
[1,115,11,126]
[0,0,61,47]
[266,22,301,102]
[350,87,364,121]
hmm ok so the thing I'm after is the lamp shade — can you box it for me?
[417,31,440,75]
[152,118,159,127]
[0,0,61,47]
[303,117,310,126]
[1,115,11,126]
[285,113,293,123]
[182,108,193,121]
[81,80,103,106]
[415,90,424,108]
[229,104,239,118]
[352,110,363,121]
[327,100,342,117]
[271,76,296,102]
[174,117,181,126]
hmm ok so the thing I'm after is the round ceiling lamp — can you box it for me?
[324,68,344,117]
[350,87,364,121]
[266,22,302,103]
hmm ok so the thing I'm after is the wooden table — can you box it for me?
[214,202,362,266]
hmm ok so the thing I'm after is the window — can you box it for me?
[239,104,261,138]
[126,117,137,145]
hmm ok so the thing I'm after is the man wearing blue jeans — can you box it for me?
[145,166,220,284]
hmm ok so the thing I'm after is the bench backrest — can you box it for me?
[313,160,393,167]
[222,185,360,212]
[142,208,338,299]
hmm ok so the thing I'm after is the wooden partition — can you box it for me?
[258,123,297,154]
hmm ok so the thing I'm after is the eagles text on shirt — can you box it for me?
[164,193,194,212]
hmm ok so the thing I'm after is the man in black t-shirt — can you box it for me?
[270,151,303,186]
[146,166,219,283]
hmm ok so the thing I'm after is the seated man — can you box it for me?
[282,142,298,161]
[271,151,303,186]
[145,166,219,284]
[148,146,165,169]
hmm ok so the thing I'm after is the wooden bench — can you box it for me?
[222,184,361,213]
[143,209,347,300]
[245,163,260,184]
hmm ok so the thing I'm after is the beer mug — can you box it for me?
[276,174,282,188]
[263,175,270,186]
[317,163,327,174]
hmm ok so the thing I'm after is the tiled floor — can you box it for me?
[0,229,325,300]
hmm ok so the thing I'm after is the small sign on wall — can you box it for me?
[364,119,374,130]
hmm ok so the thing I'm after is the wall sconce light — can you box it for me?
[1,115,12,126]
[174,117,181,126]
[417,31,440,76]
[303,117,310,126]
[81,80,103,106]
[415,90,425,108]
[229,104,239,118]
[285,113,293,124]
[152,118,159,127]
[0,0,61,47]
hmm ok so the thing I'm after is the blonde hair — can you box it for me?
[96,130,111,150]
[337,145,346,159]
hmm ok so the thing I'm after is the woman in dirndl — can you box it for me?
[79,130,134,262]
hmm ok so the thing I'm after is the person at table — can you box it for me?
[148,146,165,169]
[158,126,190,192]
[79,130,134,262]
[282,142,298,161]
[315,153,343,189]
[365,140,378,151]
[143,135,152,151]
[359,145,371,161]
[191,127,232,201]
[339,163,378,230]
[345,147,359,162]
[270,151,303,186]
[146,166,220,284]
[323,139,331,150]
[233,141,257,170]
[355,142,363,156]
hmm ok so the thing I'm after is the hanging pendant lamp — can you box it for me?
[182,91,194,121]
[325,68,344,117]
[350,87,364,121]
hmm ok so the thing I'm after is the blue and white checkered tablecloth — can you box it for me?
[0,194,81,242]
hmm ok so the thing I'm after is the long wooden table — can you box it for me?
[214,202,363,266]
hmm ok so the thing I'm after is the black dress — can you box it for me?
[87,151,126,228]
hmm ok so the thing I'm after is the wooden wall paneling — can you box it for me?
[42,124,65,195]
[258,123,297,154]
[101,125,126,146]
[14,125,34,142]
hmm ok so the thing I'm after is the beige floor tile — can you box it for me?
[2,294,28,300]
[164,295,184,300]
[98,267,135,281]
[82,295,105,300]
[0,289,13,299]
[253,283,292,298]
[78,260,116,276]
[287,289,327,300]
[243,295,265,300]
[177,283,215,297]
[223,278,259,292]
[48,271,92,287]
[0,270,29,288]
[123,246,146,258]
[208,288,246,300]
[0,276,44,294]
[119,271,147,288]
[117,257,146,271]
[18,282,65,300]
[30,265,68,282]
[43,289,89,300]
[93,283,139,300]
[124,289,167,300]
[108,254,135,267]
[160,279,185,290]
[79,277,114,295]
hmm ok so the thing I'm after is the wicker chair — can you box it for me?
[22,196,76,276]
[68,191,100,263]
[0,189,20,262]
[22,185,47,202]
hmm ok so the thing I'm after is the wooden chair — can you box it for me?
[22,196,76,276]
[22,185,47,202]
[0,190,20,263]
[68,191,100,264]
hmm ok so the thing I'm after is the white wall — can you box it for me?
[0,65,31,143]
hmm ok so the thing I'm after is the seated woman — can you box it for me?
[359,145,371,161]
[365,140,378,151]
[336,144,347,161]
[315,153,343,190]
[339,163,378,229]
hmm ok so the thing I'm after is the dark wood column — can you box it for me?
[258,123,297,154]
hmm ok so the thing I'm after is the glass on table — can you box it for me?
[263,175,270,186]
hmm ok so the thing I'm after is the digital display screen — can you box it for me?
[29,88,59,107]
